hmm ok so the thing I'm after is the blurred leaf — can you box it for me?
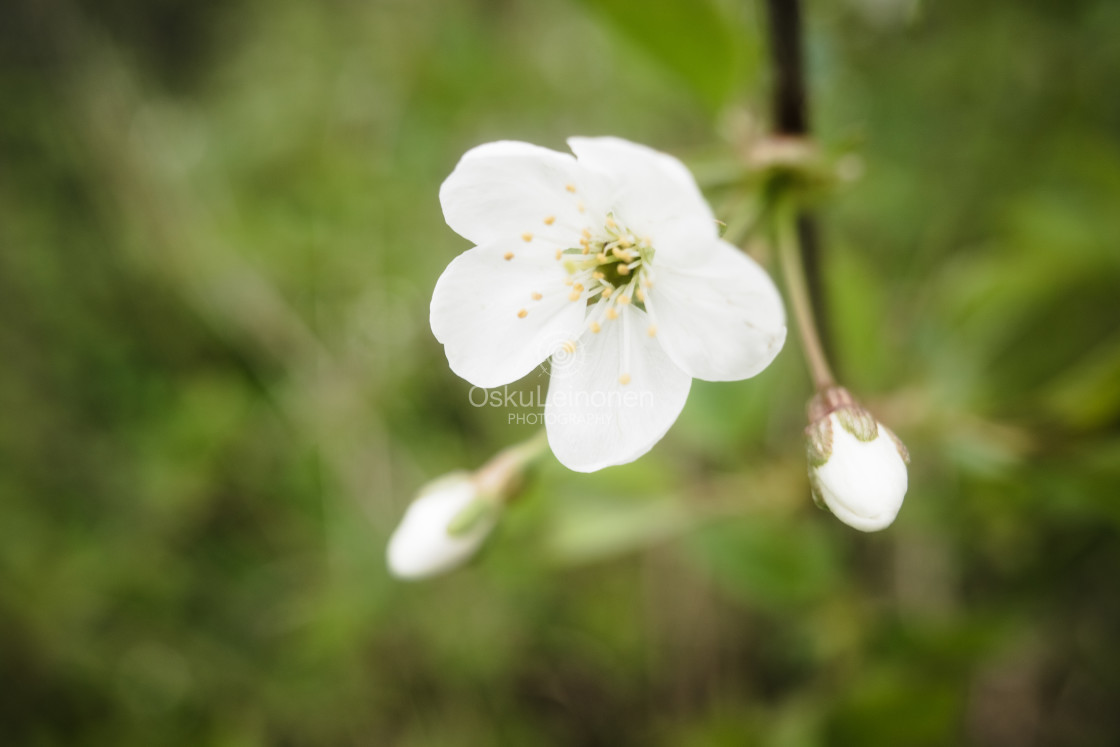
[572,0,745,111]
[545,492,696,565]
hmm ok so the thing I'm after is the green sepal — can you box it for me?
[835,406,879,442]
[806,416,834,468]
[446,497,497,537]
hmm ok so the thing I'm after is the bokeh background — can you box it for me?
[3,0,1119,744]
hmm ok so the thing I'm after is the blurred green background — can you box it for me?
[2,0,1119,744]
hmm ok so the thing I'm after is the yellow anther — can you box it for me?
[601,287,613,298]
[565,184,577,193]
[647,325,657,337]
[592,271,604,280]
[618,373,631,386]
[589,321,601,334]
[617,264,631,276]
[517,309,528,319]
[521,232,533,242]
[577,201,585,213]
[564,278,573,286]
[582,245,590,255]
[562,340,576,354]
[503,251,514,261]
[531,292,543,300]
[606,307,619,320]
[555,249,563,260]
[543,215,556,225]
[568,290,581,302]
[611,247,634,262]
[617,294,631,305]
[581,228,592,239]
[636,287,646,302]
[606,217,617,228]
[573,283,584,292]
[618,236,633,248]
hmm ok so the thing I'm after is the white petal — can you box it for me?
[440,141,610,247]
[431,240,587,388]
[567,136,717,265]
[386,473,498,580]
[545,305,691,472]
[813,416,908,532]
[645,240,786,382]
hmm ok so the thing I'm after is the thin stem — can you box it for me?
[473,429,550,502]
[775,201,835,390]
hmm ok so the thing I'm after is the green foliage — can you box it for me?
[2,0,1119,744]
[573,0,753,112]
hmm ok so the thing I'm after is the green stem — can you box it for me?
[473,429,550,503]
[774,200,835,391]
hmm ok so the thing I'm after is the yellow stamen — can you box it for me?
[592,271,604,280]
[647,325,657,337]
[636,287,646,302]
[581,228,592,239]
[555,249,563,260]
[573,283,584,292]
[568,291,581,302]
[503,251,514,261]
[589,321,601,333]
[617,264,631,276]
[531,292,543,300]
[577,201,585,213]
[562,340,576,354]
[601,287,613,298]
[521,232,533,242]
[606,307,618,320]
[543,215,556,225]
[606,217,617,228]
[517,309,528,319]
[617,294,631,305]
[565,184,577,193]
[618,373,631,386]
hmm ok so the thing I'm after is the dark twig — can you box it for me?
[764,0,834,367]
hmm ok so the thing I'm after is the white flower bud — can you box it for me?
[386,434,547,581]
[806,388,909,532]
[386,472,499,580]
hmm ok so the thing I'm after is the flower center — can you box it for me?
[515,212,660,385]
[560,214,654,312]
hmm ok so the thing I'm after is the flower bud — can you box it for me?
[386,472,499,580]
[386,434,546,580]
[805,387,909,532]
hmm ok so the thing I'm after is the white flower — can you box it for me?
[806,389,909,532]
[386,473,499,580]
[432,137,787,472]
